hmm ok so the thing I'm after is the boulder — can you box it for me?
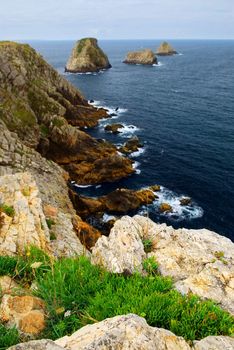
[119,136,143,154]
[0,276,20,295]
[124,49,157,65]
[8,340,64,350]
[159,203,172,213]
[156,41,178,56]
[104,123,124,134]
[0,295,45,335]
[194,336,234,349]
[180,197,192,206]
[65,38,111,73]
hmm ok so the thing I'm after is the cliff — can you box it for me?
[65,38,111,73]
[0,41,133,185]
[123,49,157,65]
[156,41,178,56]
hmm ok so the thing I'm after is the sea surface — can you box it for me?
[28,40,234,241]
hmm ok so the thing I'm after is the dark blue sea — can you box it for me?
[28,40,234,241]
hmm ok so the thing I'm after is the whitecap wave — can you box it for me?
[74,184,93,188]
[130,147,145,158]
[153,62,163,67]
[151,186,203,221]
[133,161,141,174]
[119,124,140,136]
[102,213,116,222]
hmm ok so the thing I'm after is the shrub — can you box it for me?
[46,218,56,229]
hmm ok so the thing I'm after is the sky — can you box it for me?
[1,0,234,40]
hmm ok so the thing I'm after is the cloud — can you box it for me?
[0,0,233,39]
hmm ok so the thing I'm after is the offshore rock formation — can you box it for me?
[92,215,234,315]
[0,41,133,185]
[123,49,157,65]
[8,314,234,350]
[65,38,111,73]
[156,41,178,56]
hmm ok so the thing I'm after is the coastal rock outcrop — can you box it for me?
[65,38,111,73]
[8,314,234,350]
[0,41,134,185]
[156,41,178,56]
[123,49,157,65]
[70,188,156,219]
[92,215,234,314]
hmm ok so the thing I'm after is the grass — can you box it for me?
[142,238,153,253]
[0,249,233,349]
[0,204,15,218]
[0,325,19,350]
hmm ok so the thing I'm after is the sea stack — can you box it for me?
[65,38,111,73]
[156,41,178,56]
[123,49,157,65]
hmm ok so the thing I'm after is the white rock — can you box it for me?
[91,216,146,273]
[193,335,234,349]
[56,314,191,350]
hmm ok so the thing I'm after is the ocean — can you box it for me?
[28,39,234,241]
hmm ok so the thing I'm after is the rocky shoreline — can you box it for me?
[0,41,233,349]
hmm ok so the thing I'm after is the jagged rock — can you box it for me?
[0,276,20,295]
[73,215,102,251]
[150,185,161,192]
[70,188,156,219]
[194,336,234,349]
[180,197,192,206]
[8,340,64,350]
[104,123,124,134]
[156,41,178,56]
[56,314,191,350]
[91,216,146,273]
[123,49,157,65]
[0,42,134,185]
[119,136,143,154]
[0,295,45,335]
[92,215,234,315]
[7,314,234,349]
[65,38,111,73]
[159,202,172,213]
[0,172,50,256]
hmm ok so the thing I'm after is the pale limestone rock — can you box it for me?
[0,172,50,255]
[91,216,146,273]
[8,340,64,350]
[193,336,234,349]
[0,276,20,295]
[0,295,45,335]
[56,314,191,350]
[92,215,234,314]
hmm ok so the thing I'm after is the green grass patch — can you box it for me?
[0,204,15,217]
[0,252,233,348]
[0,325,19,350]
[142,239,153,253]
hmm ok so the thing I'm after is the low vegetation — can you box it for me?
[0,247,233,349]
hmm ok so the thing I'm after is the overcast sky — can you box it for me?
[1,0,234,40]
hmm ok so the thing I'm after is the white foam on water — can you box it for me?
[130,147,145,158]
[178,53,184,56]
[153,62,163,67]
[102,213,116,222]
[95,185,102,189]
[151,186,204,221]
[74,184,93,189]
[119,124,140,135]
[133,161,141,174]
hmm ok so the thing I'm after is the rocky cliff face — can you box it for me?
[92,215,234,315]
[123,49,157,65]
[156,41,178,56]
[0,41,133,185]
[65,38,111,73]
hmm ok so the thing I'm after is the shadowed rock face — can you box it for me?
[0,41,134,185]
[123,49,157,65]
[156,41,178,56]
[65,38,112,73]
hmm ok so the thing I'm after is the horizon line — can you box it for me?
[2,38,234,42]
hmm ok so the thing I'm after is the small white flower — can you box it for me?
[64,310,72,318]
[30,262,43,269]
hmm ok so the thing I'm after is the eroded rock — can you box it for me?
[156,41,178,56]
[65,38,111,73]
[124,49,157,65]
